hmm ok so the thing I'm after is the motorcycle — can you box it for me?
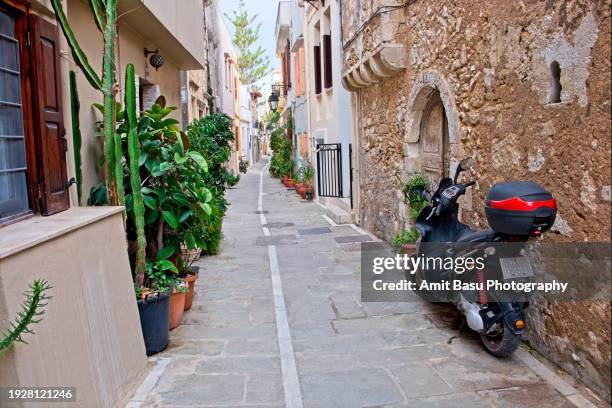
[410,159,557,357]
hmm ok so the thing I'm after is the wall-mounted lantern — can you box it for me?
[268,91,279,111]
[144,48,164,71]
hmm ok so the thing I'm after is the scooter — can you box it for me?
[410,159,557,357]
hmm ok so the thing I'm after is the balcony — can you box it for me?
[341,1,407,91]
[118,0,206,69]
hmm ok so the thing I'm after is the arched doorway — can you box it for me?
[419,91,450,186]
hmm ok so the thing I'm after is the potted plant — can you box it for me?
[295,172,306,198]
[183,265,200,311]
[302,164,315,200]
[169,278,188,330]
[393,228,420,254]
[136,289,170,356]
[137,255,177,355]
[400,174,429,221]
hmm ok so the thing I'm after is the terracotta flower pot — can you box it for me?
[400,243,417,255]
[183,272,199,311]
[286,178,295,188]
[169,290,186,330]
[297,184,306,198]
[282,175,289,186]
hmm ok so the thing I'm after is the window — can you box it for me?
[323,34,332,89]
[294,46,306,96]
[314,45,322,95]
[284,40,291,92]
[549,60,562,104]
[0,7,28,222]
[0,2,69,225]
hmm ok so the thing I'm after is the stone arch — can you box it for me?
[403,70,461,178]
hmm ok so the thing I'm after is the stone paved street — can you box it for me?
[138,159,597,407]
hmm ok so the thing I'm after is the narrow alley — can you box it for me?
[132,159,593,408]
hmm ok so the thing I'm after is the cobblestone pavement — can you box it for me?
[138,159,598,408]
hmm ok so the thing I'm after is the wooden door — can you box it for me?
[419,92,449,187]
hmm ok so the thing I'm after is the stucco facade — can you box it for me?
[0,0,208,405]
[304,0,355,218]
[341,0,611,400]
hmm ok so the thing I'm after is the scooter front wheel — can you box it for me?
[480,325,522,357]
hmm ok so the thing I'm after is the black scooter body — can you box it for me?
[412,173,528,353]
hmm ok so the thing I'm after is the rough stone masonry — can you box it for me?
[340,0,611,402]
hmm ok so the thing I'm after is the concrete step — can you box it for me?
[325,204,354,224]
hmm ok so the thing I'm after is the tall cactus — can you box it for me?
[102,0,118,205]
[51,0,118,205]
[69,71,82,204]
[125,64,147,286]
[114,132,125,208]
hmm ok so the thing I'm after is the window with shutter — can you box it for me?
[285,41,291,91]
[323,34,332,89]
[29,14,69,215]
[314,45,322,95]
[0,4,30,223]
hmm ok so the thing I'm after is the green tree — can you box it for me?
[225,0,271,86]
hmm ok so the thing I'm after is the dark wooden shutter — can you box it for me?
[314,45,322,94]
[29,15,70,215]
[323,34,332,89]
[285,41,291,91]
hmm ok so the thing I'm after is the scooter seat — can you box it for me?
[456,228,496,242]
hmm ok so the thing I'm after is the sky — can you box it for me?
[219,0,281,89]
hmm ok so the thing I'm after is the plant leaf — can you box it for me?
[162,210,178,229]
[188,151,208,172]
[156,246,175,261]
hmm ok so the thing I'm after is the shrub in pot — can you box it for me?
[169,279,188,330]
[136,255,179,355]
[183,267,199,311]
[393,228,420,255]
[302,164,315,200]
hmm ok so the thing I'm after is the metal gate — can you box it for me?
[316,143,343,197]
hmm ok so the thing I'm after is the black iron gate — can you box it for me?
[316,143,343,197]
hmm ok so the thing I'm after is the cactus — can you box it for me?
[69,71,82,204]
[50,0,101,90]
[101,0,118,205]
[50,0,118,205]
[0,280,51,353]
[114,132,125,208]
[125,64,147,286]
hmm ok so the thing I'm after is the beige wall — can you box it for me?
[0,208,147,408]
[142,0,205,67]
[66,0,183,204]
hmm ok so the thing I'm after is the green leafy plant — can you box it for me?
[173,278,189,294]
[186,114,238,255]
[393,229,420,251]
[301,164,315,191]
[145,257,178,294]
[399,174,429,222]
[0,280,51,353]
[239,158,249,173]
[87,183,109,206]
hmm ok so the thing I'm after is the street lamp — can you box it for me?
[268,91,279,111]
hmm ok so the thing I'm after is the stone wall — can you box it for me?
[342,0,611,400]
